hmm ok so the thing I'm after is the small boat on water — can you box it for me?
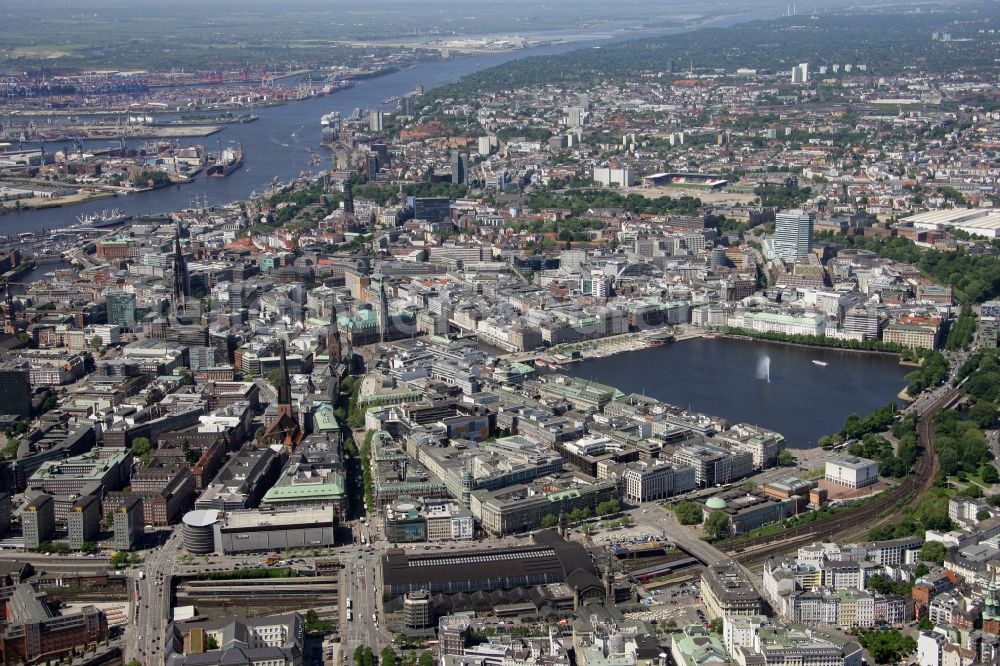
[812,360,829,367]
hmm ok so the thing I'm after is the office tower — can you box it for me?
[0,362,31,417]
[451,150,467,185]
[368,109,384,132]
[710,247,731,269]
[791,62,809,84]
[366,153,379,181]
[372,142,391,168]
[113,495,144,551]
[23,494,55,550]
[0,492,10,537]
[398,95,416,116]
[106,290,137,328]
[68,494,100,550]
[413,197,451,223]
[478,136,492,156]
[773,209,815,261]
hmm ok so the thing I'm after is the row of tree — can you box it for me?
[526,189,704,218]
[539,499,622,528]
[722,327,905,353]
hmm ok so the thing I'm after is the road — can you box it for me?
[125,531,184,666]
[644,509,727,566]
[0,552,111,570]
[340,554,393,662]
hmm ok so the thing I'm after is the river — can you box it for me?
[562,337,909,448]
[1,11,779,233]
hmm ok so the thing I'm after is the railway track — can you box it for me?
[726,387,961,565]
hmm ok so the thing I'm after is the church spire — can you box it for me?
[343,179,354,214]
[277,340,292,406]
[986,573,1000,621]
[171,230,189,315]
[327,296,342,363]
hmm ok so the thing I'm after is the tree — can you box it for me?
[0,439,17,460]
[596,499,621,516]
[90,336,103,348]
[419,652,435,666]
[920,541,948,566]
[80,541,97,554]
[709,618,722,634]
[675,502,703,525]
[971,401,999,429]
[978,508,993,522]
[982,464,1000,485]
[109,551,127,568]
[856,628,916,664]
[703,512,730,541]
[132,437,152,457]
[205,635,219,650]
[540,514,559,528]
[777,449,796,466]
[304,608,333,635]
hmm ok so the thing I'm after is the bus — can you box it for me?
[347,610,353,621]
[346,598,352,609]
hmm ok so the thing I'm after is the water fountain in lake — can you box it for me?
[756,354,771,384]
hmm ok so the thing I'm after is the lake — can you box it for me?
[562,336,909,448]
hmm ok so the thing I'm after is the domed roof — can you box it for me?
[705,497,727,510]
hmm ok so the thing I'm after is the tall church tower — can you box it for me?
[261,340,302,448]
[171,232,190,315]
[327,296,342,363]
[373,273,389,344]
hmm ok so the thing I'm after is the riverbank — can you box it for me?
[31,124,223,141]
[0,189,118,211]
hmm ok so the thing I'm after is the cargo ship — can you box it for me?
[75,208,132,228]
[206,144,244,177]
